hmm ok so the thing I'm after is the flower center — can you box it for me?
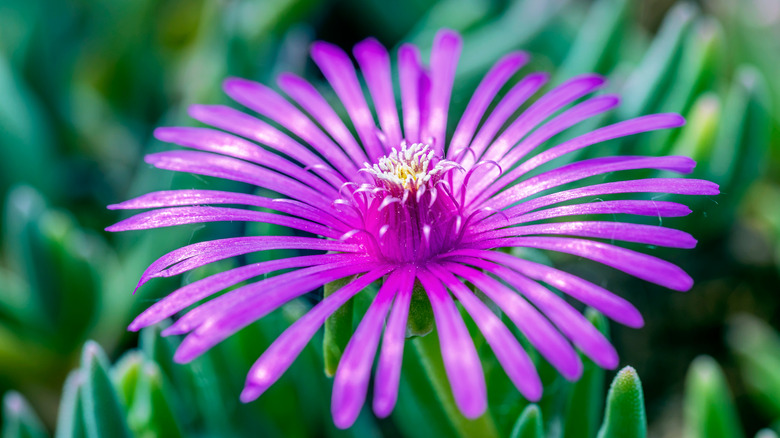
[340,142,465,264]
[361,142,458,195]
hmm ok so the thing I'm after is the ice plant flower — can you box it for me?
[108,29,719,428]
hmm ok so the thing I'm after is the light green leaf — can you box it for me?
[55,371,87,438]
[683,355,744,438]
[597,366,646,438]
[1,391,48,438]
[323,276,356,377]
[79,341,132,438]
[562,308,609,438]
[510,404,543,438]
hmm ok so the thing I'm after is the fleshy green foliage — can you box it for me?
[728,315,780,421]
[510,404,543,438]
[561,309,609,438]
[323,276,356,377]
[0,0,779,436]
[597,367,647,438]
[683,356,744,438]
[1,392,48,438]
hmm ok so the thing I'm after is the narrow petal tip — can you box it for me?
[353,37,385,58]
[240,385,262,403]
[332,405,360,430]
[372,396,395,419]
[559,356,584,382]
[458,398,488,420]
[434,28,463,48]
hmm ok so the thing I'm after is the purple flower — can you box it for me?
[108,29,718,427]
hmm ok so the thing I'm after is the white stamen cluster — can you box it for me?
[362,142,457,192]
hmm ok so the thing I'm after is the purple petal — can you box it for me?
[476,200,691,232]
[354,38,403,149]
[417,267,487,419]
[106,206,341,238]
[428,264,542,401]
[154,126,341,196]
[372,266,415,418]
[277,73,370,167]
[128,254,359,331]
[453,257,618,368]
[444,249,644,328]
[172,262,388,361]
[398,44,423,143]
[107,189,351,231]
[310,41,385,161]
[480,74,606,164]
[135,236,358,291]
[145,150,334,211]
[469,221,697,249]
[447,52,529,159]
[331,266,413,428]
[455,72,549,170]
[219,79,361,176]
[495,94,621,172]
[443,262,583,380]
[480,155,697,210]
[480,113,687,199]
[185,105,351,189]
[472,236,693,291]
[240,267,392,402]
[499,178,719,220]
[424,29,462,155]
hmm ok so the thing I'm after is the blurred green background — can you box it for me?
[1,0,779,436]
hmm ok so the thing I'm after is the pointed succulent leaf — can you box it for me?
[510,404,543,438]
[727,315,780,418]
[683,355,744,438]
[554,0,631,82]
[563,308,609,438]
[406,280,434,338]
[708,66,771,198]
[79,341,132,438]
[323,276,355,377]
[1,391,48,438]
[127,360,185,438]
[111,351,144,408]
[597,366,647,438]
[618,2,698,120]
[55,371,87,438]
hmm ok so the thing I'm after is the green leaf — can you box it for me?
[412,330,500,438]
[0,54,56,197]
[562,308,609,438]
[139,325,232,435]
[727,315,780,418]
[111,351,144,409]
[1,391,48,438]
[126,360,185,438]
[669,93,721,164]
[708,66,771,196]
[3,186,100,349]
[617,2,698,121]
[407,280,435,338]
[55,371,87,438]
[79,341,132,438]
[597,366,647,438]
[323,276,355,377]
[637,16,725,155]
[683,355,744,438]
[553,0,631,82]
[510,404,543,438]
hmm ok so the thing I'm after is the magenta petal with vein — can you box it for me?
[108,29,718,428]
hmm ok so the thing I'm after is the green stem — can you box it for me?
[412,331,499,438]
